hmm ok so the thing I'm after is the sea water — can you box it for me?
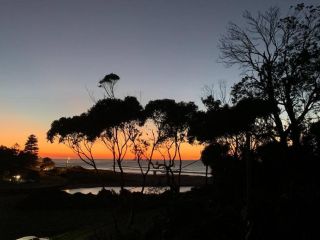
[53,159,207,177]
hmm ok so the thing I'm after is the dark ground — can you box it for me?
[1,167,319,240]
[0,167,213,240]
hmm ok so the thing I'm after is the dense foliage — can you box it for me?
[45,4,320,239]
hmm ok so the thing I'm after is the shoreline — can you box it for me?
[0,166,207,193]
[59,166,207,189]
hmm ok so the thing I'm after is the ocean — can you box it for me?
[53,159,208,177]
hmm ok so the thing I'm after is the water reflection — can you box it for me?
[64,186,192,195]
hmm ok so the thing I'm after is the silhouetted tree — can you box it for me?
[220,4,320,147]
[145,99,197,192]
[0,144,39,176]
[131,133,152,193]
[40,157,55,171]
[24,134,39,158]
[130,115,174,193]
[190,98,273,149]
[201,143,230,185]
[304,120,320,157]
[47,113,99,172]
[201,95,222,112]
[0,145,19,173]
[173,101,198,190]
[190,97,273,231]
[98,73,120,99]
[87,96,144,191]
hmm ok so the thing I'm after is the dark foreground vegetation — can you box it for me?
[1,178,318,240]
[0,187,236,240]
[0,169,206,240]
[1,3,320,239]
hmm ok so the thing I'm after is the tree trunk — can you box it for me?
[265,70,287,147]
[291,125,301,149]
[245,132,252,221]
[205,165,208,185]
[113,159,116,173]
[117,159,125,192]
[92,161,99,174]
[141,174,146,193]
[177,157,182,192]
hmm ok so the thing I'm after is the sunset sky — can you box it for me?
[0,0,317,160]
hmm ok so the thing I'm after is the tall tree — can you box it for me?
[145,99,197,192]
[47,113,99,172]
[201,143,230,185]
[219,4,320,147]
[88,96,144,191]
[24,134,39,157]
[131,120,160,193]
[98,73,120,99]
[189,98,273,233]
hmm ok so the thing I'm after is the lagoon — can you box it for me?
[64,186,193,195]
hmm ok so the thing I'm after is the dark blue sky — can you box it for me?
[0,0,318,153]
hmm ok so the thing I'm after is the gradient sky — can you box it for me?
[0,0,318,159]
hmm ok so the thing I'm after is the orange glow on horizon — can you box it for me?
[1,130,203,160]
[0,113,203,161]
[41,141,203,160]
